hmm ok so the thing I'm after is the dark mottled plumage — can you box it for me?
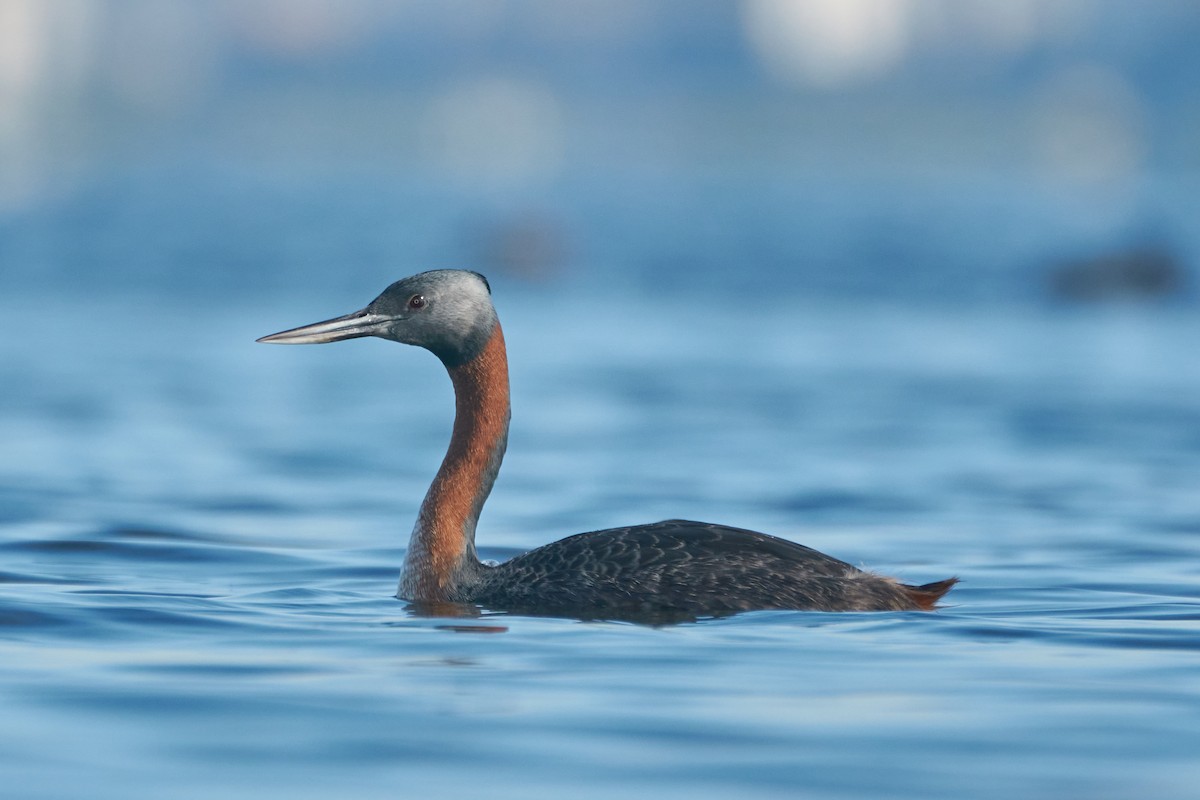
[260,270,957,623]
[465,520,953,622]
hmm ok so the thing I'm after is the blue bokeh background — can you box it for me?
[3,0,1197,304]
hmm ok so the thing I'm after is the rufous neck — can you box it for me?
[399,323,510,601]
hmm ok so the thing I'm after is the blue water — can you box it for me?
[3,172,1200,799]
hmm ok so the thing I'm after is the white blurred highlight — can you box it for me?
[101,2,217,112]
[422,78,566,186]
[741,0,1095,87]
[0,0,41,103]
[223,0,382,56]
[1032,65,1146,186]
[0,0,99,209]
[742,0,912,87]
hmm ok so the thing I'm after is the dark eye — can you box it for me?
[408,294,426,310]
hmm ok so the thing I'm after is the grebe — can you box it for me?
[259,270,956,621]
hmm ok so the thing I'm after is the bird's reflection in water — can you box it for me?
[407,598,730,627]
[404,599,510,633]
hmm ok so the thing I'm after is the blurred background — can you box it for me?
[2,0,1198,304]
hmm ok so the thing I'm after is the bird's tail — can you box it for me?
[903,577,958,611]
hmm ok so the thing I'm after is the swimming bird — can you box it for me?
[259,270,956,621]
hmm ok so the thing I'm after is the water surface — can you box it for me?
[3,284,1199,799]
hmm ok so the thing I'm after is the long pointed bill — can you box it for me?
[257,308,391,345]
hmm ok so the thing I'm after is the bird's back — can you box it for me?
[465,520,953,621]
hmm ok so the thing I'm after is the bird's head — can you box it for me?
[258,270,497,367]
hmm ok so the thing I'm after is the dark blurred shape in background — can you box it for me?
[1049,244,1186,303]
[1,0,1198,303]
[469,210,568,283]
